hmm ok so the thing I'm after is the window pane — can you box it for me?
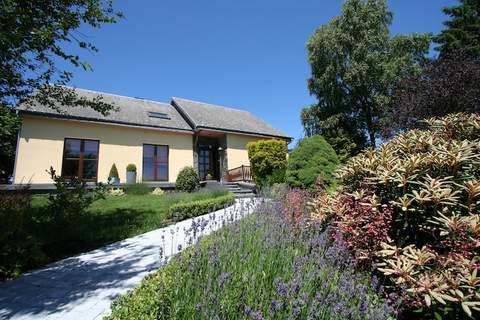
[63,160,79,177]
[83,160,97,179]
[143,145,155,162]
[143,160,154,181]
[156,164,168,181]
[84,141,99,159]
[157,146,168,163]
[65,139,81,158]
[144,145,154,157]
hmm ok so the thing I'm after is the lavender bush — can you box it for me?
[107,199,396,320]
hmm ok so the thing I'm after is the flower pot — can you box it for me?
[108,177,120,185]
[126,171,136,184]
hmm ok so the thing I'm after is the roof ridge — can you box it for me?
[172,96,252,114]
[65,86,172,108]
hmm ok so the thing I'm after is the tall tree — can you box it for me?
[383,50,480,136]
[0,0,122,182]
[435,0,480,57]
[303,0,430,149]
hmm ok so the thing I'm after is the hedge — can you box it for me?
[168,193,235,221]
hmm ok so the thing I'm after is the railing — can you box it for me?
[227,165,252,182]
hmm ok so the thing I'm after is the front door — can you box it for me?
[198,147,215,180]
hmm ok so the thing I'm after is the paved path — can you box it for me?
[0,198,258,320]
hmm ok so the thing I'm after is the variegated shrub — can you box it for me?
[329,113,480,318]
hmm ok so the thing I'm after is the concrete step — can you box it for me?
[235,193,256,198]
[231,189,254,194]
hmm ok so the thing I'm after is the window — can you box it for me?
[147,111,171,120]
[143,144,169,181]
[62,138,99,181]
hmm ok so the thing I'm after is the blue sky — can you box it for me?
[61,0,457,144]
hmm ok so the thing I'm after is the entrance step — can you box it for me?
[202,181,256,198]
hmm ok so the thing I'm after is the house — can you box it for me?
[13,88,290,186]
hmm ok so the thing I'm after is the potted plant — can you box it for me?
[126,164,137,184]
[205,172,213,180]
[108,163,120,185]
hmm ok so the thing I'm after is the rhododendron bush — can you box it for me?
[310,114,480,319]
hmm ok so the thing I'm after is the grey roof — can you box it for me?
[172,97,289,139]
[17,88,193,132]
[17,88,290,139]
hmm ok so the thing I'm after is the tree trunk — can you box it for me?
[362,100,376,148]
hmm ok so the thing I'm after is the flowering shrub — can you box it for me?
[323,113,480,318]
[107,199,395,320]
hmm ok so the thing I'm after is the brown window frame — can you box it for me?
[142,144,169,182]
[61,138,100,182]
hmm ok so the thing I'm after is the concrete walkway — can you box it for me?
[0,198,258,320]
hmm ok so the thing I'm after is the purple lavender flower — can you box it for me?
[218,271,233,289]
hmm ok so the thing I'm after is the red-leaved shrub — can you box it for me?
[335,194,392,265]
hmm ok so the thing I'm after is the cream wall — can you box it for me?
[225,133,262,169]
[14,116,193,184]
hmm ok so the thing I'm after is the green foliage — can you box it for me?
[175,167,200,193]
[265,183,288,200]
[335,113,480,318]
[168,193,235,221]
[126,163,137,172]
[286,135,339,190]
[46,167,106,226]
[304,0,431,147]
[323,132,363,163]
[0,186,44,280]
[301,107,366,161]
[435,0,480,57]
[124,183,150,195]
[108,163,119,179]
[0,104,19,183]
[0,0,122,108]
[247,139,288,188]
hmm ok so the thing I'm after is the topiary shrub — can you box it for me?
[108,164,119,179]
[175,167,200,193]
[247,139,288,188]
[108,163,120,184]
[126,164,137,172]
[285,135,339,190]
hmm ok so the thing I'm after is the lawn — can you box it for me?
[1,189,230,280]
[31,190,229,242]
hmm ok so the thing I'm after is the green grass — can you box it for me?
[21,190,229,273]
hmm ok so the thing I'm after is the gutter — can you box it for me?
[19,110,195,135]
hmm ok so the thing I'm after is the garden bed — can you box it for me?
[106,200,393,320]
